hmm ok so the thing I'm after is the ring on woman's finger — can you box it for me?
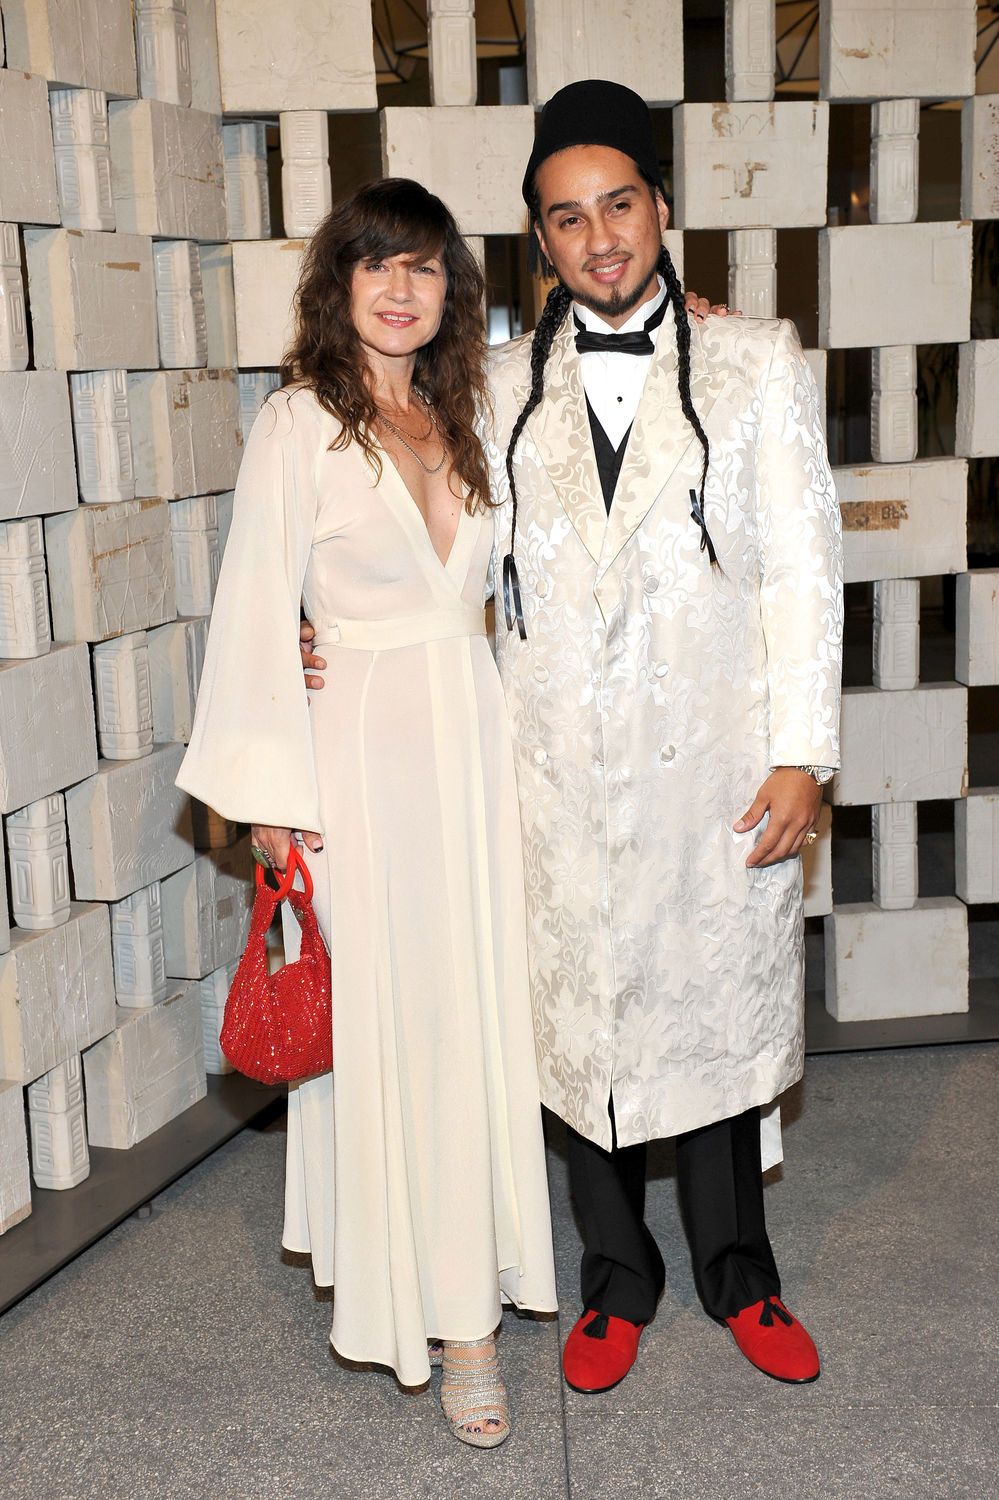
[804,830,818,845]
[251,845,275,868]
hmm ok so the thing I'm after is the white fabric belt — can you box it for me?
[312,605,487,651]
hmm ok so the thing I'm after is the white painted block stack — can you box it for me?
[0,0,994,1237]
[0,0,266,1232]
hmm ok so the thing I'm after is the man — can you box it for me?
[482,79,842,1393]
[302,78,842,1394]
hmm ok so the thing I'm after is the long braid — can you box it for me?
[501,280,572,637]
[658,246,717,566]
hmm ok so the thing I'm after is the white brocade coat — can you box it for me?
[485,311,844,1152]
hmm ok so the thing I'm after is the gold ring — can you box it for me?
[804,831,818,845]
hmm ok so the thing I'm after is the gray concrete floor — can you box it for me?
[2,1042,997,1500]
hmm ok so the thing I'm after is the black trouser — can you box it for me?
[565,1103,781,1324]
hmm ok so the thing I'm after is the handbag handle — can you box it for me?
[255,844,315,903]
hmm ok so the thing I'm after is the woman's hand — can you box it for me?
[251,824,324,873]
[684,290,738,322]
[300,620,326,692]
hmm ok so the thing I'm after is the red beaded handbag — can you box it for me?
[220,847,332,1085]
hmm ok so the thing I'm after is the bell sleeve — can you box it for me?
[755,318,844,769]
[177,388,324,834]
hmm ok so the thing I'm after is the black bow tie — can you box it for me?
[574,296,668,356]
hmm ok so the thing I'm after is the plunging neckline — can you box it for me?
[377,440,468,575]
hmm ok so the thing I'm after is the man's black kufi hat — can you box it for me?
[521,79,665,204]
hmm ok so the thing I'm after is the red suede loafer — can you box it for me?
[562,1309,645,1393]
[725,1295,820,1383]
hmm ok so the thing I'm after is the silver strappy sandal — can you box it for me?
[440,1337,510,1449]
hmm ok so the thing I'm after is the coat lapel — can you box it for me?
[597,308,719,580]
[520,315,607,566]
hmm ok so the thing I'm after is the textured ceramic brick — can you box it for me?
[872,800,917,910]
[237,373,281,445]
[0,224,29,373]
[45,497,176,642]
[835,459,967,584]
[728,229,775,317]
[1,0,138,96]
[232,241,304,368]
[221,122,271,241]
[199,962,237,1074]
[955,788,999,904]
[955,569,999,686]
[0,645,98,815]
[146,616,208,743]
[135,0,192,108]
[216,491,235,560]
[186,0,223,115]
[109,99,226,241]
[83,983,207,1149]
[873,577,919,691]
[871,345,917,465]
[162,839,253,980]
[819,223,972,349]
[381,107,535,236]
[190,800,239,850]
[955,341,999,459]
[27,1055,89,1188]
[429,0,476,107]
[0,1080,31,1234]
[0,518,52,660]
[0,902,115,1084]
[824,899,968,1020]
[801,801,833,919]
[64,743,194,902]
[129,369,241,500]
[527,0,683,107]
[92,632,154,760]
[26,1049,84,1112]
[0,71,60,226]
[153,240,207,370]
[725,0,775,102]
[69,370,135,505]
[110,882,171,1007]
[200,244,237,370]
[280,112,332,240]
[0,372,77,524]
[833,684,967,807]
[23,229,159,371]
[870,99,918,225]
[820,0,976,103]
[49,88,115,232]
[7,794,71,932]
[215,0,377,112]
[170,495,219,617]
[960,95,999,220]
[673,102,828,229]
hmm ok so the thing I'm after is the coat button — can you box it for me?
[643,575,660,594]
[534,664,550,682]
[533,748,548,766]
[659,744,676,764]
[536,578,549,597]
[654,662,669,678]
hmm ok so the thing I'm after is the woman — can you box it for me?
[178,179,558,1448]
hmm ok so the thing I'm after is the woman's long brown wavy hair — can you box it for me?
[280,178,494,512]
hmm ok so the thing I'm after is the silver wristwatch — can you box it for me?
[794,764,835,785]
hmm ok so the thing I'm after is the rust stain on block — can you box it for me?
[103,261,141,272]
[841,500,909,532]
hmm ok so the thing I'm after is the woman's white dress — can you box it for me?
[178,387,557,1385]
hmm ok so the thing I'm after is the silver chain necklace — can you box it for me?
[376,400,448,475]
